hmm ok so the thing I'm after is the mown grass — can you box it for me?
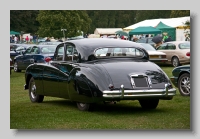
[10,66,190,130]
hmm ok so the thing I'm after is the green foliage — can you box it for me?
[170,10,190,18]
[36,10,91,38]
[86,10,137,33]
[10,10,39,34]
[10,10,190,37]
[135,10,172,23]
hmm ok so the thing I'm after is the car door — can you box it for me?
[157,43,171,62]
[23,45,38,69]
[17,46,32,69]
[165,43,176,61]
[42,43,65,97]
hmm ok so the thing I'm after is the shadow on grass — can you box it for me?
[41,99,173,115]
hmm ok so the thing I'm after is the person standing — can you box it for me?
[25,36,29,43]
[33,34,37,44]
[14,36,18,43]
[165,36,172,42]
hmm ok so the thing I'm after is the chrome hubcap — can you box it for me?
[173,58,178,67]
[14,62,17,71]
[79,103,86,107]
[30,82,37,99]
[180,76,190,95]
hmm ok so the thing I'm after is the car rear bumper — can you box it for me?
[150,58,168,64]
[103,84,176,100]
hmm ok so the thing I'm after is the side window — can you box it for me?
[167,43,176,50]
[30,46,39,54]
[54,44,64,61]
[24,46,32,54]
[157,44,167,50]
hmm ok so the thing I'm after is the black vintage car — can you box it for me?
[13,44,57,72]
[170,65,190,96]
[24,38,176,111]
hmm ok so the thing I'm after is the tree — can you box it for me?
[183,20,190,41]
[36,10,92,38]
[86,10,137,33]
[135,10,172,23]
[10,10,39,34]
[170,10,190,18]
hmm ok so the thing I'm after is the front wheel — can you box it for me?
[139,99,159,109]
[178,73,190,96]
[76,102,94,111]
[29,77,44,103]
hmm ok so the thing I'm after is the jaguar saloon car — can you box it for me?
[170,65,190,96]
[24,38,176,111]
[13,44,57,72]
[156,41,190,67]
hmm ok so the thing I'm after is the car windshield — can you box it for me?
[41,46,57,54]
[94,47,144,58]
[140,43,156,51]
[179,42,190,49]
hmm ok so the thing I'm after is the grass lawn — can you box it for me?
[10,66,190,130]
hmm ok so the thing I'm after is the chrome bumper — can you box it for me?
[103,84,176,98]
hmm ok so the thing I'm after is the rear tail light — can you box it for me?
[44,57,52,63]
[186,52,190,56]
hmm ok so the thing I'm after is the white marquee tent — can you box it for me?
[94,28,122,35]
[123,16,190,41]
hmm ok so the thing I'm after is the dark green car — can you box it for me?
[170,65,190,96]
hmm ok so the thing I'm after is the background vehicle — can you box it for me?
[24,38,176,111]
[139,43,167,65]
[170,65,190,96]
[13,44,57,72]
[136,37,155,46]
[156,41,190,67]
[10,44,35,61]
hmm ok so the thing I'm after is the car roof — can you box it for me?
[63,38,143,49]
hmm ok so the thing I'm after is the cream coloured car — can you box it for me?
[156,41,190,67]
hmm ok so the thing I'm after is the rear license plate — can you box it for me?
[150,55,159,58]
[133,77,149,87]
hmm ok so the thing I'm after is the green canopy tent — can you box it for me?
[115,30,128,37]
[10,31,20,35]
[155,21,176,41]
[129,26,161,35]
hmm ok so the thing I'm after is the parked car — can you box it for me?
[10,58,13,75]
[170,65,190,96]
[24,38,176,111]
[13,44,57,72]
[139,43,167,65]
[38,42,62,45]
[156,41,190,67]
[136,37,155,46]
[10,44,35,61]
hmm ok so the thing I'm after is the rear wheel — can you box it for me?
[14,62,21,72]
[172,57,181,67]
[29,77,44,103]
[139,99,159,109]
[76,84,94,111]
[178,73,190,96]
